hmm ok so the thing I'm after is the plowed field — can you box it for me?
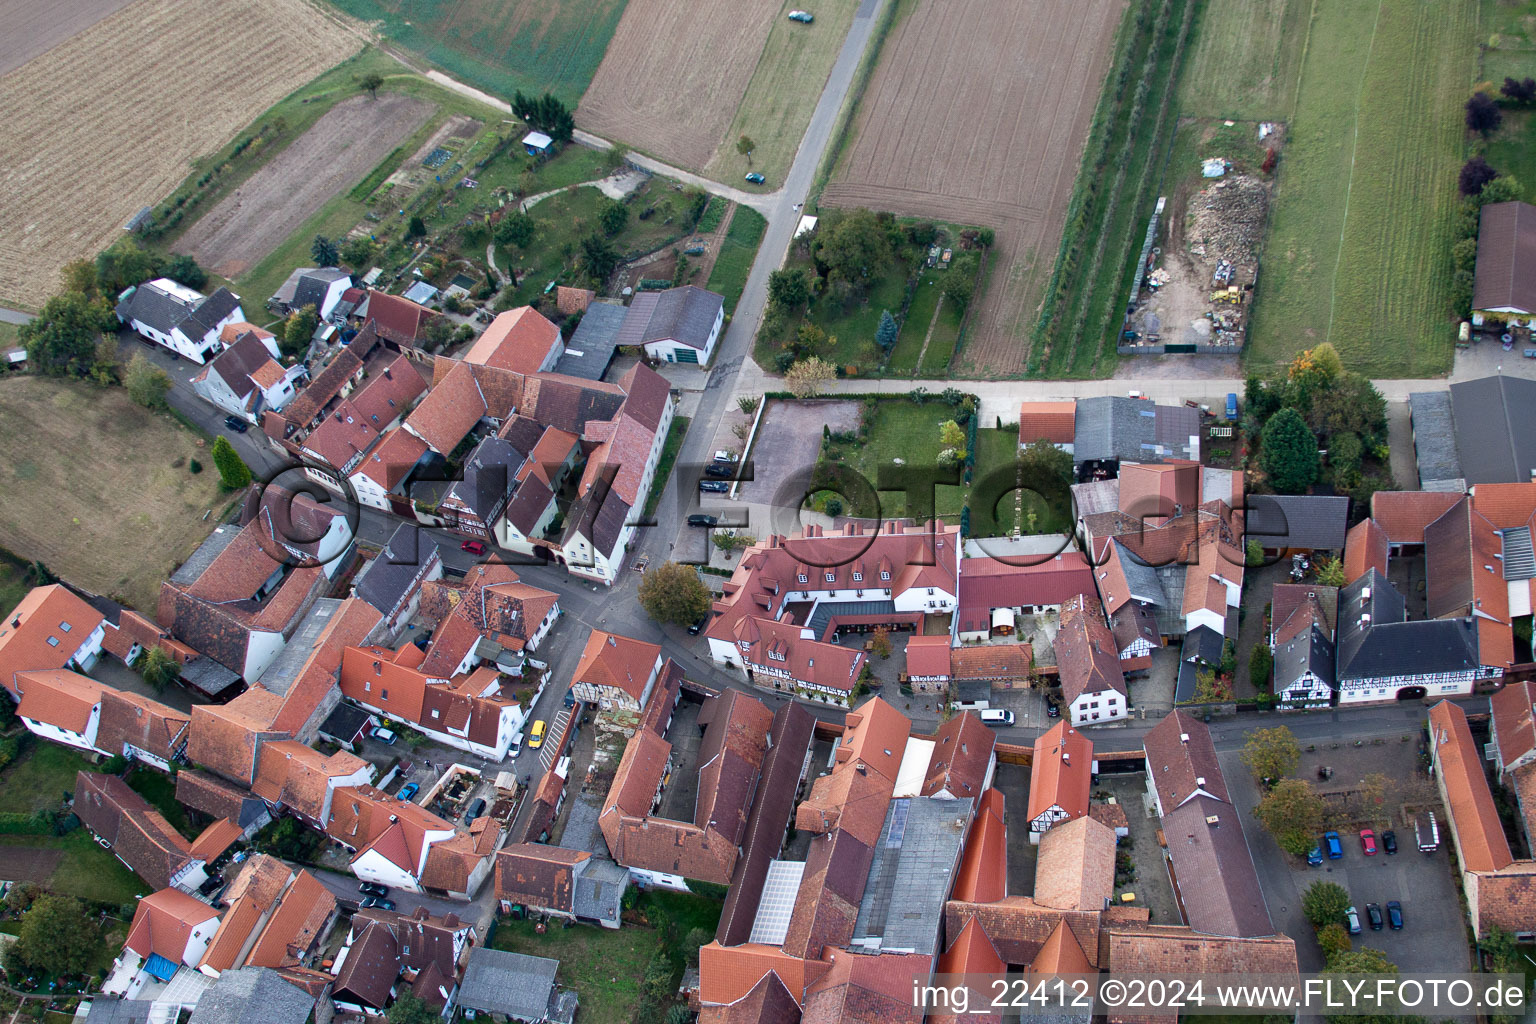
[821,0,1124,376]
[0,0,361,308]
[576,0,782,172]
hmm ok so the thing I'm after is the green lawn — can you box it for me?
[705,208,768,315]
[0,746,93,816]
[492,918,651,1023]
[819,400,969,520]
[1246,0,1475,375]
[917,292,964,376]
[0,834,149,907]
[644,416,691,519]
[423,144,615,236]
[705,0,862,186]
[1484,109,1536,204]
[967,430,1073,539]
[125,768,192,839]
[1175,0,1309,120]
[888,275,939,373]
[322,0,628,107]
[756,252,908,374]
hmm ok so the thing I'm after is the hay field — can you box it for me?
[0,0,138,76]
[0,0,362,309]
[577,0,783,172]
[0,377,225,614]
[820,0,1124,377]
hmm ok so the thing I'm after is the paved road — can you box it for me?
[309,864,486,926]
[0,307,33,326]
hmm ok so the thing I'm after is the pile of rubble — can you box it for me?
[1186,174,1269,268]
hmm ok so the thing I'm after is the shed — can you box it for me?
[458,947,564,1021]
[522,131,554,156]
[403,281,439,306]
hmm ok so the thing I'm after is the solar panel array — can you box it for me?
[748,860,808,945]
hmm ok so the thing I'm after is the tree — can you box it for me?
[1254,778,1325,856]
[1475,174,1525,208]
[95,239,163,294]
[1301,880,1351,929]
[1467,91,1503,137]
[1358,772,1388,821]
[211,436,252,491]
[1322,948,1399,1024]
[939,419,967,456]
[1460,155,1500,196]
[91,334,119,386]
[871,625,892,659]
[407,215,427,239]
[667,1006,695,1024]
[1246,539,1264,567]
[60,259,99,297]
[20,291,111,376]
[1249,644,1273,691]
[281,303,319,359]
[600,198,629,236]
[138,646,180,691]
[1241,726,1300,784]
[638,562,712,626]
[579,233,620,280]
[340,235,378,268]
[684,188,709,227]
[1315,556,1346,588]
[737,135,756,165]
[511,90,575,142]
[768,268,812,310]
[124,353,172,409]
[943,256,977,310]
[1316,922,1352,961]
[386,990,439,1024]
[11,895,103,976]
[311,235,340,266]
[737,396,760,415]
[1016,438,1074,490]
[357,71,384,99]
[785,356,836,398]
[495,211,536,250]
[683,927,712,967]
[1501,76,1536,103]
[876,309,899,351]
[795,322,829,356]
[163,253,207,290]
[815,208,892,287]
[1259,407,1319,494]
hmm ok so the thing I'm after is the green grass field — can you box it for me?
[1175,0,1309,120]
[1247,0,1475,374]
[888,276,940,373]
[644,416,690,519]
[705,208,767,314]
[706,0,862,186]
[0,745,93,816]
[323,0,628,107]
[0,834,148,907]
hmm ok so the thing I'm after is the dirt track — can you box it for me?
[576,0,781,171]
[0,0,138,76]
[821,0,1123,376]
[176,93,435,280]
[0,0,361,308]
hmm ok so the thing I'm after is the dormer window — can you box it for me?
[798,572,808,584]
[825,572,835,583]
[880,570,890,581]
[852,571,862,582]
[46,636,58,647]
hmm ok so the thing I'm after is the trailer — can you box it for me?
[1414,810,1439,852]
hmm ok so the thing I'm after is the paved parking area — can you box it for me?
[1132,646,1178,715]
[735,400,861,536]
[1101,772,1180,926]
[992,762,1038,896]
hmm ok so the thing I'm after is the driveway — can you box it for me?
[734,399,861,537]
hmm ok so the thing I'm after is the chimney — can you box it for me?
[389,815,398,823]
[1179,732,1190,743]
[1196,776,1206,787]
[1062,752,1070,765]
[608,634,617,647]
[384,368,392,379]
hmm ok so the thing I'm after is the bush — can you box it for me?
[188,458,202,474]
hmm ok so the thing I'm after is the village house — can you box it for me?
[75,771,213,891]
[332,906,472,1017]
[0,584,107,697]
[95,688,190,771]
[1016,401,1076,452]
[270,267,352,321]
[1027,722,1092,842]
[14,668,106,751]
[350,523,444,638]
[106,889,222,999]
[464,306,564,375]
[954,552,1094,643]
[570,630,663,713]
[1053,594,1127,726]
[494,844,631,929]
[617,284,725,364]
[1335,569,1492,704]
[191,325,301,423]
[115,278,245,363]
[1269,584,1337,707]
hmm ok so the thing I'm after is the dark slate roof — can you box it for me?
[320,701,372,743]
[1473,201,1536,314]
[208,333,277,399]
[1243,495,1351,551]
[1448,376,1536,485]
[1174,626,1225,704]
[293,269,348,311]
[571,857,629,922]
[553,301,626,380]
[1409,391,1463,486]
[564,487,630,559]
[183,288,242,335]
[637,285,723,349]
[447,436,521,522]
[807,599,896,637]
[1116,542,1167,606]
[1336,569,1480,680]
[526,376,625,434]
[173,524,242,585]
[1074,397,1154,464]
[1274,624,1335,694]
[354,523,439,617]
[81,1000,159,1023]
[613,292,659,350]
[458,948,559,1019]
[116,280,198,335]
[1153,404,1200,452]
[188,967,317,1024]
[1161,795,1274,937]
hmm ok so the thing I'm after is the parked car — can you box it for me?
[224,415,249,433]
[1045,703,1060,718]
[1346,905,1361,934]
[1386,900,1403,930]
[1366,903,1383,931]
[371,726,398,745]
[464,797,487,824]
[687,514,718,527]
[788,10,814,22]
[563,689,576,709]
[461,539,486,556]
[700,480,730,493]
[713,450,739,463]
[1382,829,1397,855]
[1307,845,1323,867]
[1360,829,1377,856]
[688,614,709,635]
[528,720,547,749]
[358,882,389,897]
[978,709,1014,726]
[397,783,419,802]
[744,172,766,184]
[361,896,395,911]
[704,463,735,478]
[1323,831,1343,859]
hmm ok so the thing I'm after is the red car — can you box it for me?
[1360,829,1377,856]
[460,540,486,556]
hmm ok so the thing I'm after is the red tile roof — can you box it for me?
[699,942,828,1007]
[124,888,219,964]
[200,854,294,973]
[574,630,661,703]
[801,948,929,1024]
[464,307,561,375]
[1033,815,1115,911]
[1428,700,1513,872]
[834,697,910,782]
[1371,491,1463,544]
[365,290,438,344]
[300,399,380,470]
[1143,710,1229,810]
[951,789,1007,903]
[15,669,106,733]
[352,427,429,491]
[902,634,951,678]
[947,644,1033,683]
[1342,518,1389,584]
[95,689,189,763]
[1493,680,1536,772]
[1017,402,1076,445]
[1104,928,1298,1021]
[403,361,487,455]
[956,553,1094,635]
[188,686,287,785]
[252,740,369,821]
[1053,594,1125,703]
[0,585,104,697]
[729,615,866,693]
[1029,918,1094,974]
[188,818,243,862]
[922,712,995,799]
[494,844,588,912]
[1027,722,1092,825]
[246,870,335,969]
[348,353,426,430]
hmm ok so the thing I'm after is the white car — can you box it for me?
[788,10,814,22]
[371,726,398,745]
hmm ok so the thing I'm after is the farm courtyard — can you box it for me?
[0,377,225,614]
[0,0,362,309]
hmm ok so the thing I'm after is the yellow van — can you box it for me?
[527,720,547,749]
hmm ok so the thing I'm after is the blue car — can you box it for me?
[398,783,419,802]
[1323,831,1343,859]
[1307,845,1323,866]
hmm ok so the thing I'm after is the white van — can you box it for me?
[979,709,1014,726]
